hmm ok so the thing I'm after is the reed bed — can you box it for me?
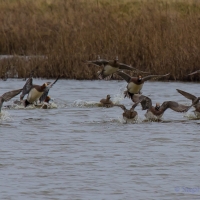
[0,0,200,81]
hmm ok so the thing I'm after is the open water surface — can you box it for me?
[0,79,200,200]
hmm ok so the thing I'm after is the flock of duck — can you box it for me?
[87,57,200,121]
[0,56,200,122]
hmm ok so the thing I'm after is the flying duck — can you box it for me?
[86,56,148,79]
[100,94,113,107]
[176,89,200,117]
[20,76,60,107]
[114,102,140,122]
[136,95,192,120]
[0,89,22,112]
[116,71,170,99]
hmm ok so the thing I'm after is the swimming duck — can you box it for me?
[100,94,113,107]
[0,89,22,112]
[137,95,191,120]
[114,102,140,121]
[86,56,148,79]
[20,76,60,107]
[176,89,200,117]
[116,71,170,99]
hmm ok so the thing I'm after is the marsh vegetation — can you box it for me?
[0,0,200,81]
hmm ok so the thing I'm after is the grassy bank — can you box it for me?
[0,0,200,81]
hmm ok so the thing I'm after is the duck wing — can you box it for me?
[87,59,109,67]
[138,95,153,110]
[116,71,131,83]
[160,101,192,112]
[1,88,22,103]
[176,89,197,102]
[39,75,60,102]
[130,100,142,110]
[20,77,33,100]
[188,70,200,76]
[142,73,170,82]
[118,64,150,74]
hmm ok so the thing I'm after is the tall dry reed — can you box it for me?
[0,0,200,81]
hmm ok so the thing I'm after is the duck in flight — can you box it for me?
[133,95,192,120]
[114,101,140,122]
[0,89,22,113]
[176,89,200,117]
[116,71,170,99]
[86,56,149,79]
[20,76,60,107]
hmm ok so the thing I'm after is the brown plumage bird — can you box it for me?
[20,76,60,107]
[86,56,148,79]
[116,71,170,99]
[135,95,192,120]
[114,102,140,122]
[100,95,113,108]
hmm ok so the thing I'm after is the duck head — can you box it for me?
[137,75,142,82]
[155,103,160,111]
[107,95,111,100]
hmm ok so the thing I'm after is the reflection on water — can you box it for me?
[0,79,200,199]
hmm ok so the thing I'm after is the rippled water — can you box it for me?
[1,79,200,200]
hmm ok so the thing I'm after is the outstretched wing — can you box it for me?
[142,73,170,82]
[39,75,60,102]
[116,71,131,83]
[86,59,109,67]
[1,88,23,102]
[176,89,197,102]
[138,95,153,110]
[188,70,200,76]
[20,77,33,100]
[130,100,142,110]
[118,64,150,74]
[161,101,192,112]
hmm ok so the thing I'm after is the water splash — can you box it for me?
[0,111,12,122]
[184,111,200,120]
[112,86,126,104]
[73,99,100,107]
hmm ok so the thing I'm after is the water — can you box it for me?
[0,79,200,200]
